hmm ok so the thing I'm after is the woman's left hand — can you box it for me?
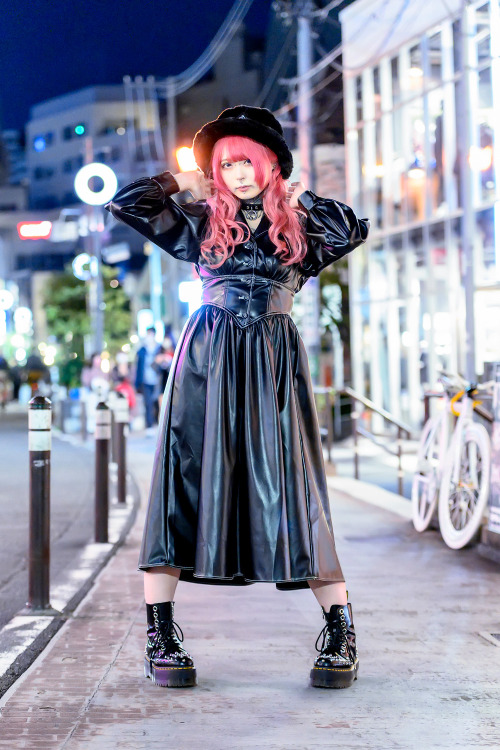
[287,181,307,209]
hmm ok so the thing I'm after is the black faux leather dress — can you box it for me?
[104,171,369,590]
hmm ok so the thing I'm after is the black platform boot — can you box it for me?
[144,601,197,687]
[310,602,358,689]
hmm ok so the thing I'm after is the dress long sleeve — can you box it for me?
[103,171,207,264]
[297,190,370,277]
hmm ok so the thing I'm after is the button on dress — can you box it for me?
[104,171,369,590]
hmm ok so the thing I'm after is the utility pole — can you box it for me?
[84,136,105,356]
[297,1,316,191]
[458,3,476,380]
[296,0,320,384]
[166,77,177,172]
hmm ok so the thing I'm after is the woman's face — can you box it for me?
[219,151,266,199]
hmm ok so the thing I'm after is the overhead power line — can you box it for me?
[274,67,342,117]
[310,0,346,19]
[253,21,297,107]
[173,0,255,94]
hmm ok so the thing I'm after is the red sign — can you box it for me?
[17,221,52,240]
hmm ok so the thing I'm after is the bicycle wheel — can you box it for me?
[438,422,491,549]
[411,416,442,532]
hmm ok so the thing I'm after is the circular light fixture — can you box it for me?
[0,290,14,311]
[72,252,98,281]
[74,163,118,206]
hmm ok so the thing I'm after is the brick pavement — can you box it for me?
[1,450,500,749]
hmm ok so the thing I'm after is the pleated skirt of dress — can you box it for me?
[137,303,345,590]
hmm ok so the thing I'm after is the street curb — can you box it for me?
[0,469,141,698]
[327,475,412,520]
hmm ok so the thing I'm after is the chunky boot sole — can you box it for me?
[309,660,359,689]
[144,656,197,688]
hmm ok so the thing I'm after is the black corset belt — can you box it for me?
[201,275,295,328]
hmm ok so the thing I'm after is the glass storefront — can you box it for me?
[344,0,500,426]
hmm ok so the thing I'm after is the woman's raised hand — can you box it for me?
[174,170,214,200]
[286,180,307,209]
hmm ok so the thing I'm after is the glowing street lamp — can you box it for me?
[176,147,197,172]
[469,145,493,172]
[74,163,118,206]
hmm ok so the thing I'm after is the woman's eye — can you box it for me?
[222,162,231,169]
[244,159,252,165]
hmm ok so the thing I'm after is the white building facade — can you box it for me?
[340,0,500,425]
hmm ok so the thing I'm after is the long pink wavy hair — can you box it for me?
[200,135,307,269]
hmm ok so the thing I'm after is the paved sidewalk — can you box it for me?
[0,410,141,696]
[0,450,499,749]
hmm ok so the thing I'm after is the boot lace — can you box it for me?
[315,607,349,660]
[151,613,185,653]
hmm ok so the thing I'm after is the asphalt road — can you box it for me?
[0,408,95,629]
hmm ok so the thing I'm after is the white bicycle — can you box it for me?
[411,375,459,532]
[438,380,493,549]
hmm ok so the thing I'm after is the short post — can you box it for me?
[54,397,64,431]
[351,400,360,480]
[326,388,334,464]
[60,398,68,433]
[81,399,88,442]
[113,393,129,504]
[27,396,52,611]
[107,391,118,463]
[397,426,404,497]
[95,401,111,543]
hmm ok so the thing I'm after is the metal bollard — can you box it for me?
[81,400,88,442]
[107,391,118,463]
[351,402,360,480]
[113,393,129,504]
[95,401,111,543]
[27,396,52,611]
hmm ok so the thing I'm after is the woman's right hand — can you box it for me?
[173,170,214,200]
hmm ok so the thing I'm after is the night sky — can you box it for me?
[1,0,272,132]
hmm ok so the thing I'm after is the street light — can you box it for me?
[176,147,197,172]
[74,163,117,356]
[74,163,117,206]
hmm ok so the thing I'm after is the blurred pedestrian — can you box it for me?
[81,352,110,433]
[155,335,175,409]
[115,373,137,413]
[25,351,51,396]
[135,327,162,436]
[81,352,110,399]
[111,351,130,385]
[9,363,22,401]
[0,351,10,407]
[105,105,369,690]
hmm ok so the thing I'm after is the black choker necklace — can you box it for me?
[241,196,263,220]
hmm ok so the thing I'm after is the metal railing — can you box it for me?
[312,386,335,464]
[339,387,413,496]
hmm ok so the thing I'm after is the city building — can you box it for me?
[1,129,28,187]
[340,0,500,425]
[26,85,158,210]
[25,26,263,214]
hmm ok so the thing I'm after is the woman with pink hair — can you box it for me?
[105,106,369,690]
